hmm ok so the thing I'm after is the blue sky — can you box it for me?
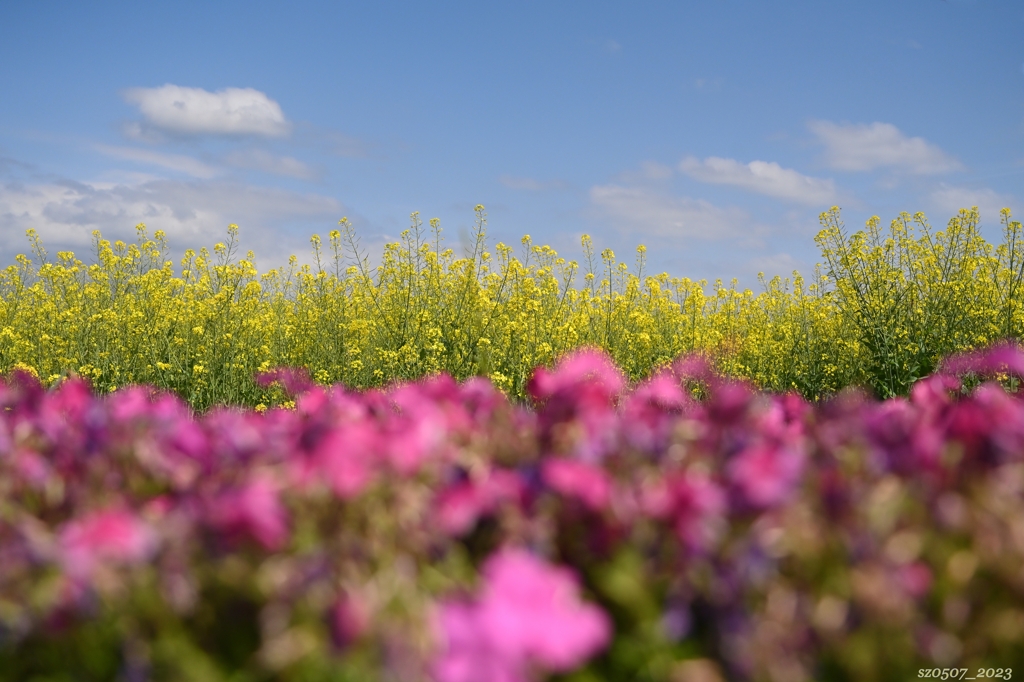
[1,0,1022,287]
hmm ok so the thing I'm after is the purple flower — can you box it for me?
[432,549,610,682]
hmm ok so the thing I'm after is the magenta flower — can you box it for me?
[433,549,610,682]
[435,469,524,536]
[528,348,626,403]
[432,600,525,682]
[939,341,1024,378]
[329,591,371,650]
[865,398,938,476]
[726,443,805,510]
[208,476,289,551]
[643,470,726,553]
[311,423,378,499]
[620,372,691,454]
[542,458,612,511]
[529,349,625,463]
[59,508,157,579]
[897,561,933,599]
[384,383,449,475]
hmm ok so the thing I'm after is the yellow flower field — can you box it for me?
[1,205,1020,410]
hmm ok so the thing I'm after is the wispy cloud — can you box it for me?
[679,156,839,206]
[0,177,342,264]
[498,175,568,191]
[0,155,34,176]
[94,144,219,179]
[589,184,749,239]
[224,149,319,180]
[122,84,291,137]
[928,183,1016,224]
[809,120,962,174]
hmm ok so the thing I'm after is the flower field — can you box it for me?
[1,206,1021,410]
[1,206,1024,681]
[1,344,1024,680]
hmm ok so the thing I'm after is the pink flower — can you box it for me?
[433,549,610,682]
[643,471,726,552]
[939,341,1024,378]
[542,459,612,511]
[313,423,378,499]
[528,349,625,463]
[527,348,626,403]
[435,469,524,536]
[479,550,611,669]
[383,383,449,475]
[898,562,933,599]
[620,372,691,453]
[59,509,157,579]
[433,600,525,682]
[329,591,371,650]
[208,476,289,551]
[726,443,804,509]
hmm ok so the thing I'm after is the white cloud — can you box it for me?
[679,156,839,206]
[0,177,342,266]
[498,175,568,191]
[122,84,291,137]
[809,120,962,174]
[224,149,318,180]
[589,184,749,239]
[928,184,1016,225]
[639,161,673,180]
[94,144,219,179]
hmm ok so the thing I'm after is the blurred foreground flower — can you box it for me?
[432,548,611,682]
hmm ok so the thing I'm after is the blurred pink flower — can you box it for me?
[384,384,449,475]
[542,459,611,511]
[13,449,51,488]
[255,366,314,395]
[620,372,691,453]
[433,600,525,682]
[208,476,289,551]
[643,470,726,552]
[59,508,157,578]
[329,591,371,650]
[528,348,626,402]
[898,561,933,599]
[939,341,1024,378]
[867,398,948,477]
[433,549,610,682]
[727,443,805,509]
[528,349,625,463]
[313,423,378,499]
[435,469,524,536]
